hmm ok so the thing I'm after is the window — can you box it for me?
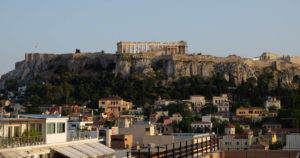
[236,141,239,145]
[245,141,248,145]
[37,123,42,133]
[57,123,65,133]
[145,128,150,132]
[14,126,20,137]
[30,123,35,130]
[47,123,55,134]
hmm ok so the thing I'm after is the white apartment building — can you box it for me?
[191,121,213,130]
[0,114,115,158]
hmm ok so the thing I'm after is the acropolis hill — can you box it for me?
[1,41,300,88]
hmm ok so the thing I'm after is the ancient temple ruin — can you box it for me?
[117,41,187,55]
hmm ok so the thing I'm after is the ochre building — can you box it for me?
[98,97,133,118]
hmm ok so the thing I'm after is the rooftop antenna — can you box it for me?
[34,43,39,52]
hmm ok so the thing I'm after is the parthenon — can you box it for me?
[117,41,187,55]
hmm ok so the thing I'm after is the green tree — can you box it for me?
[212,118,229,134]
[5,79,17,91]
[179,119,192,133]
[234,123,244,134]
[26,107,42,114]
[268,105,278,111]
[59,82,73,104]
[172,121,180,133]
[104,120,116,128]
[201,103,217,115]
[143,103,154,119]
[269,142,283,150]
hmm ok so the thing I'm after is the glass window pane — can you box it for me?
[57,123,65,133]
[30,124,35,130]
[46,123,55,134]
[37,124,42,133]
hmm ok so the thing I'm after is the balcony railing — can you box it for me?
[67,130,98,141]
[0,136,46,148]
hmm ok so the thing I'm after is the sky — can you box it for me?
[0,0,300,76]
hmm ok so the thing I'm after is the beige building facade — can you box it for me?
[264,96,281,110]
[119,121,155,147]
[98,97,133,118]
[213,94,230,116]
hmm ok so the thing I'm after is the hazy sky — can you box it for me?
[1,0,300,76]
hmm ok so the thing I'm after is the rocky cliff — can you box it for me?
[1,52,300,88]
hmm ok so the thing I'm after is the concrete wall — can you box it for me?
[111,134,133,149]
[219,150,300,158]
[284,133,300,150]
[119,124,155,146]
[45,118,68,144]
[141,135,174,147]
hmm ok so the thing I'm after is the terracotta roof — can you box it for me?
[163,119,173,126]
[49,106,60,114]
[191,121,211,124]
[225,124,235,128]
[99,97,122,101]
[234,133,249,139]
[237,107,263,110]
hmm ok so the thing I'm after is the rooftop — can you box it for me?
[191,121,211,124]
[99,97,122,101]
[18,114,65,119]
[133,121,151,125]
[237,107,263,110]
[225,124,235,128]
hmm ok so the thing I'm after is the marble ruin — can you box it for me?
[117,41,187,55]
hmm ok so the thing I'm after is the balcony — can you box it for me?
[0,136,46,148]
[67,130,98,141]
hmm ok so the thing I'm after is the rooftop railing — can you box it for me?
[0,136,45,149]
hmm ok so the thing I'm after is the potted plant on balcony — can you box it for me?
[22,129,42,145]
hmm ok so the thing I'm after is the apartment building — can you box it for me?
[0,114,115,157]
[98,97,133,118]
[212,94,230,117]
[236,107,263,118]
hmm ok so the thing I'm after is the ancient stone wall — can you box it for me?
[290,56,300,65]
[25,53,58,62]
[117,41,187,55]
[260,52,279,61]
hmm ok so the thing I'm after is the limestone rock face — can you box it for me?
[1,53,300,89]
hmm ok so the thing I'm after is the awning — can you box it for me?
[0,142,114,158]
[72,144,102,157]
[0,147,50,158]
[51,142,115,158]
